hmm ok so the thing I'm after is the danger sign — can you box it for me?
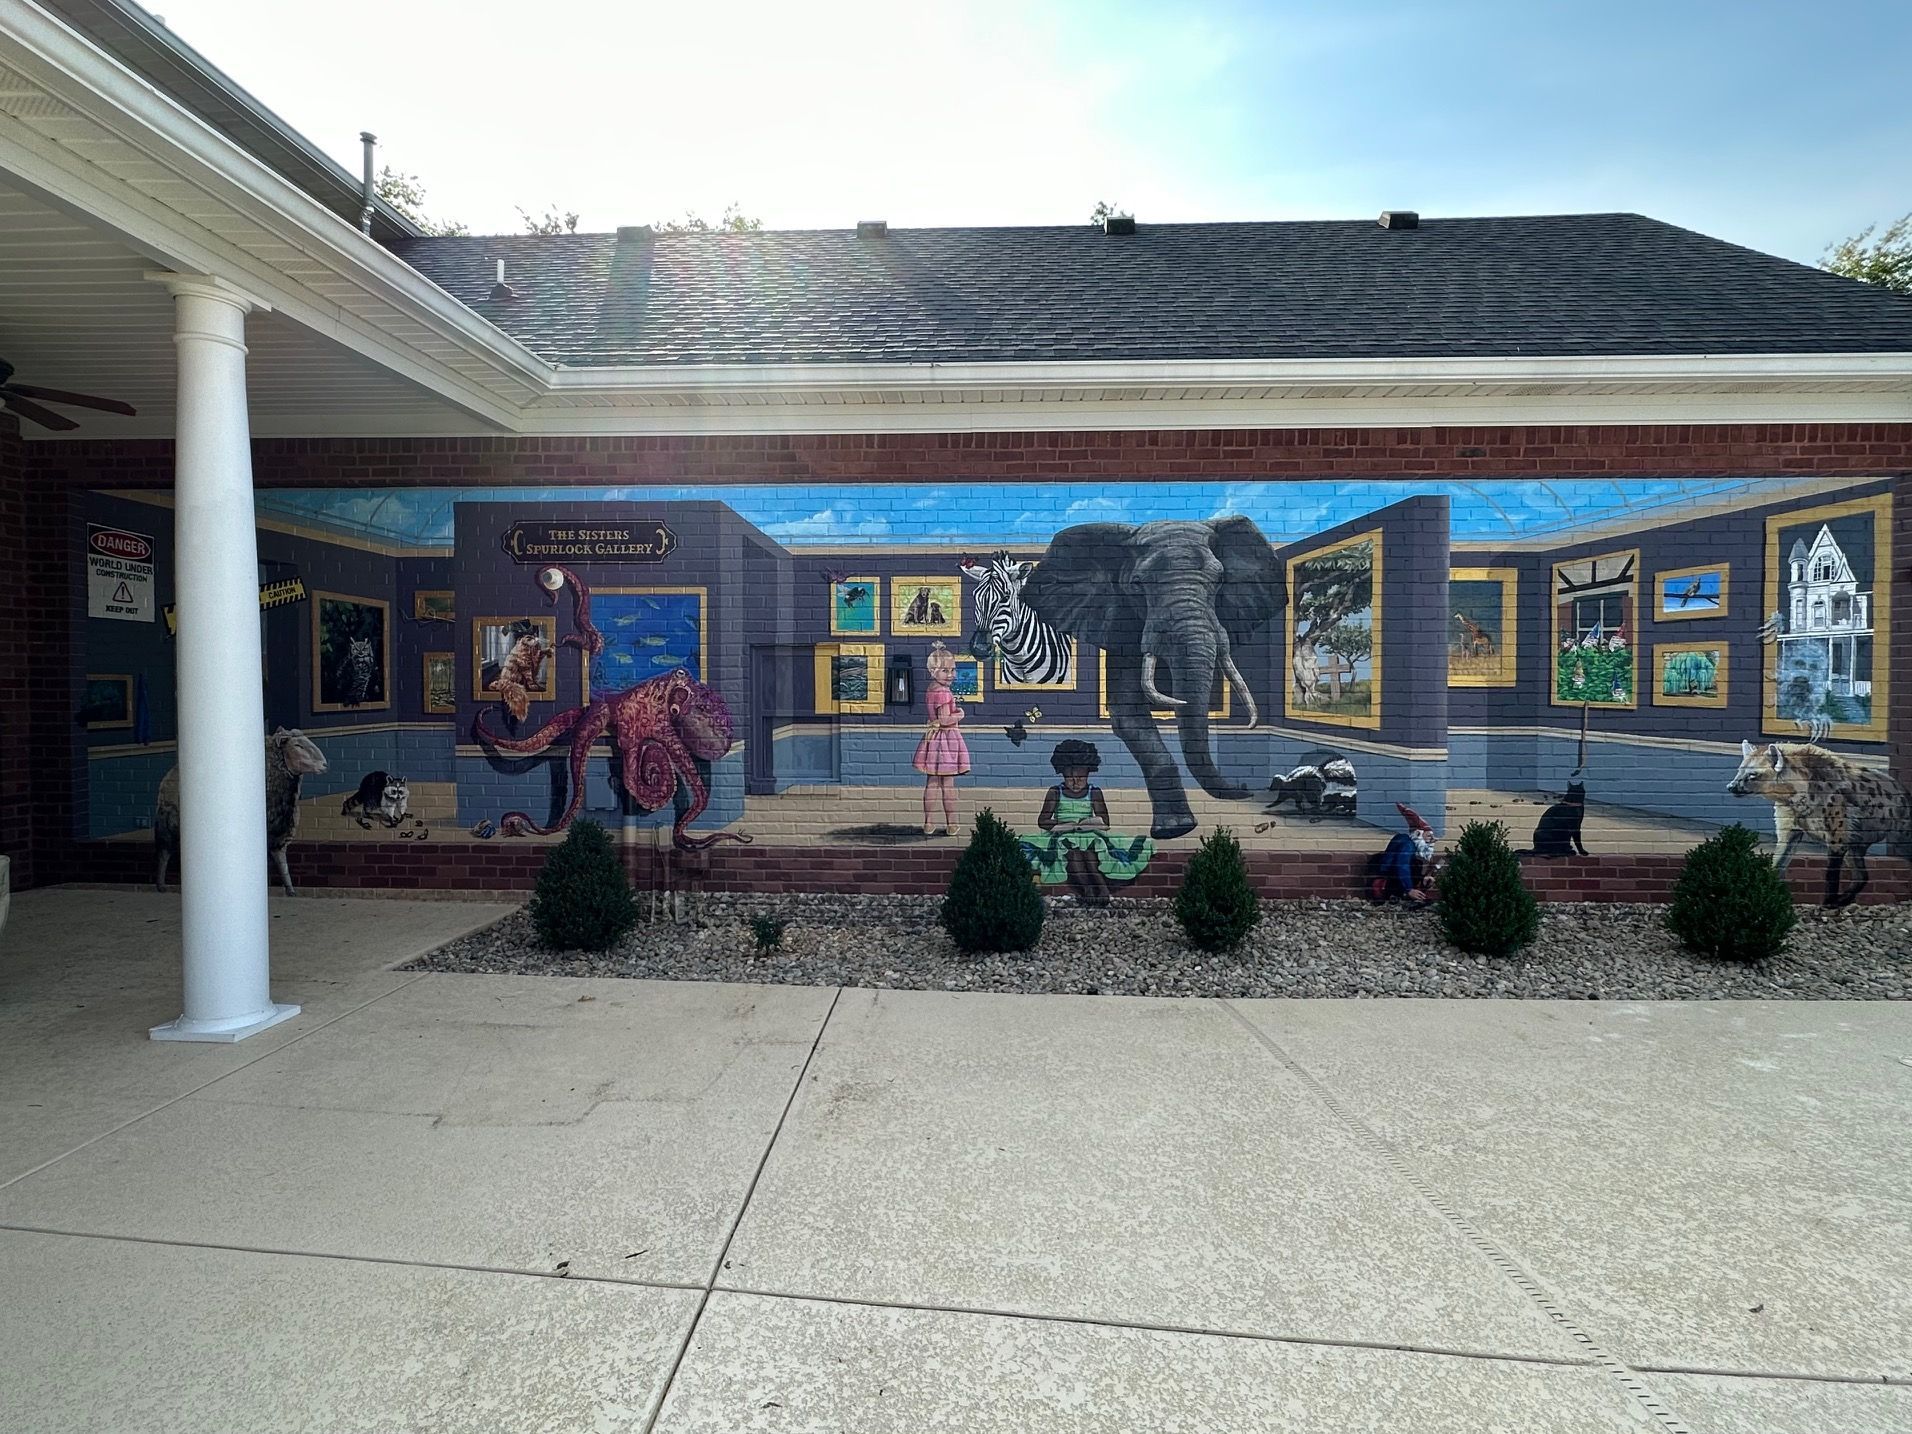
[87,524,155,622]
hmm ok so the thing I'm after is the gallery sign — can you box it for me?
[86,524,155,623]
[499,520,678,564]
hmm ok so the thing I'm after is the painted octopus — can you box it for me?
[473,565,751,850]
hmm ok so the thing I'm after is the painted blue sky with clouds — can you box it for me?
[255,477,1823,550]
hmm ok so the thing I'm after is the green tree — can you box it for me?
[374,166,468,236]
[652,203,762,234]
[518,204,580,236]
[1090,199,1123,226]
[1821,213,1912,294]
[940,808,1044,954]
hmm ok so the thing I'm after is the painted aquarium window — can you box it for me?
[891,576,963,637]
[311,591,390,712]
[1286,532,1381,729]
[1655,564,1728,621]
[586,588,705,701]
[1655,642,1728,708]
[829,576,881,636]
[1764,496,1889,740]
[1550,551,1637,708]
[1448,568,1517,687]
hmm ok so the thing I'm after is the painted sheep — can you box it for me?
[155,727,328,896]
[1727,739,1911,907]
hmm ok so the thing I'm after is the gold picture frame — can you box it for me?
[422,651,456,715]
[471,614,557,704]
[1448,567,1518,688]
[1284,529,1383,730]
[995,637,1077,692]
[413,589,455,623]
[311,590,393,713]
[1097,651,1229,721]
[814,642,884,715]
[578,587,709,703]
[890,575,964,638]
[1654,563,1728,622]
[1653,641,1729,709]
[1549,549,1639,710]
[1762,493,1891,741]
[949,653,984,701]
[81,673,133,730]
[828,576,882,637]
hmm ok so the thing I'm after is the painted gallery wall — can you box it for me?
[72,473,1902,885]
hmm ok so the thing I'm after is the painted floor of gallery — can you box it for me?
[103,783,1727,853]
[2,887,1907,1433]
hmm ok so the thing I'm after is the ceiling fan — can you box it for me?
[0,359,136,431]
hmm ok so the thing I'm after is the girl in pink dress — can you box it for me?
[913,641,971,835]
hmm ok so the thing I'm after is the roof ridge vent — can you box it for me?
[1378,210,1419,230]
[856,219,888,238]
[1103,213,1136,236]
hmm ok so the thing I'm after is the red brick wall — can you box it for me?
[21,422,1912,899]
[50,835,1910,905]
[28,422,1912,489]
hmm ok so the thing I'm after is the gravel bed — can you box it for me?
[404,894,1912,1000]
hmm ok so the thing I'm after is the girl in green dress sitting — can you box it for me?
[1020,739,1155,906]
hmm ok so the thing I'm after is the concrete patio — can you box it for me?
[1,889,1907,1433]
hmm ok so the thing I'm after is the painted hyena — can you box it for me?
[1727,740,1911,907]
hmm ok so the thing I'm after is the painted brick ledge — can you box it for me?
[51,841,1912,906]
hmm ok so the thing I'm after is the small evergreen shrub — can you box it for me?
[1666,824,1795,962]
[1437,820,1539,958]
[941,808,1044,954]
[529,819,639,951]
[750,912,789,952]
[1175,827,1261,953]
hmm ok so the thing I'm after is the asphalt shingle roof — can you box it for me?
[389,214,1912,368]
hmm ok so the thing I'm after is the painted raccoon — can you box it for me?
[1728,740,1911,906]
[342,771,410,829]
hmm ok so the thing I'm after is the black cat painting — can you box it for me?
[1523,781,1589,858]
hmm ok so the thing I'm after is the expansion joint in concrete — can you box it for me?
[1219,999,1695,1434]
[641,984,847,1434]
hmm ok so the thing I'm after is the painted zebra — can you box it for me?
[958,552,1073,685]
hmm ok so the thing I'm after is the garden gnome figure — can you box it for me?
[1370,802,1436,903]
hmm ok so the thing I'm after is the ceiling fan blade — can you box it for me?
[2,394,80,431]
[4,382,136,417]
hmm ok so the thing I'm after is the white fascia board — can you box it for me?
[0,1,552,421]
[544,350,1912,400]
[512,386,1912,437]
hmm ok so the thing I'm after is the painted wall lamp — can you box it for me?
[886,653,915,707]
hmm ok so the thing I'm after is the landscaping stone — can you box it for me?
[405,894,1912,1000]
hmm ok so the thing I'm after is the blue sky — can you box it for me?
[255,477,1813,550]
[148,0,1908,263]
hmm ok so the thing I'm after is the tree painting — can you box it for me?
[1287,534,1379,727]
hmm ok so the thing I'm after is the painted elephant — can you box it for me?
[1020,517,1284,839]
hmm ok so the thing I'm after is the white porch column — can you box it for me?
[146,274,298,1043]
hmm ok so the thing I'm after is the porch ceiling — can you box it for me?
[0,178,484,438]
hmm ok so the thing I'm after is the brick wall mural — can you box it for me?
[68,472,1910,902]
